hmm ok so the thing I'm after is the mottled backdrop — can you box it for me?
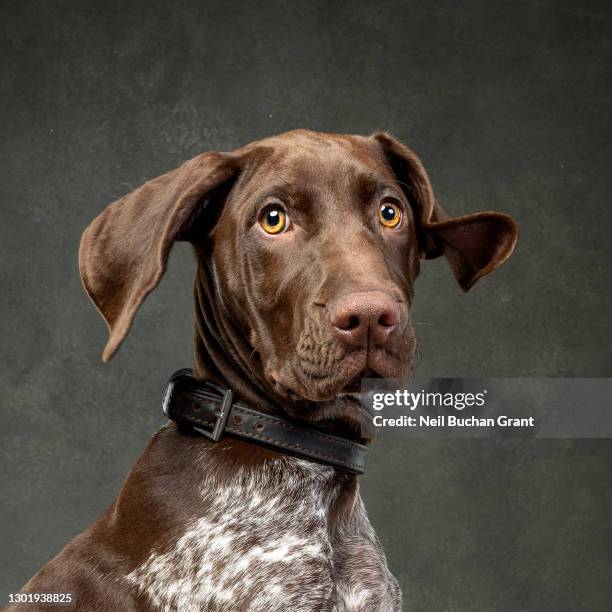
[1,1,611,610]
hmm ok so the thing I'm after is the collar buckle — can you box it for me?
[192,381,233,442]
[162,369,233,442]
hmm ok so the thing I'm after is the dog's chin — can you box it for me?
[330,367,377,396]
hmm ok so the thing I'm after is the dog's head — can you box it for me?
[80,130,517,414]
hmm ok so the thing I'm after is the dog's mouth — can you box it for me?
[270,330,416,403]
[285,346,413,401]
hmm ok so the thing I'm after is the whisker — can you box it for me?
[413,349,423,371]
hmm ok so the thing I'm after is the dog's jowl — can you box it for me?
[12,130,517,611]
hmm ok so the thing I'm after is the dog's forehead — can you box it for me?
[240,130,393,186]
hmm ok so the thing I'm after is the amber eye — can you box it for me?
[259,205,288,234]
[378,202,402,228]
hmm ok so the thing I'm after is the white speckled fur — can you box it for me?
[125,448,400,611]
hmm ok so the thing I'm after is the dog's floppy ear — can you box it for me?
[373,133,518,291]
[79,152,238,361]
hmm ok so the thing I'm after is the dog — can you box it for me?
[11,130,517,611]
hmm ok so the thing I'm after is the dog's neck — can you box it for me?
[191,259,372,443]
[192,261,279,413]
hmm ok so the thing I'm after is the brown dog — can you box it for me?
[12,130,517,611]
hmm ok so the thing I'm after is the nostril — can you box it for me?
[378,310,398,328]
[332,312,363,331]
[346,315,360,330]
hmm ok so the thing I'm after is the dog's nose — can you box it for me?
[330,291,400,348]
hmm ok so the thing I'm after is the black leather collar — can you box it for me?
[162,369,367,475]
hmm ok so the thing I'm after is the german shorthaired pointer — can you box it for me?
[12,130,517,611]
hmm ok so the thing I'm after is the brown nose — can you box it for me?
[330,291,400,348]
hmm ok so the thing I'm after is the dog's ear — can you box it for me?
[79,152,238,361]
[372,133,518,291]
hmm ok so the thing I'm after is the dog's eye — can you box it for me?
[260,205,288,235]
[378,202,402,229]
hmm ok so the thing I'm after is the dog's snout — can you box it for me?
[330,291,400,348]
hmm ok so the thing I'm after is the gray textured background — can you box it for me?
[1,1,611,610]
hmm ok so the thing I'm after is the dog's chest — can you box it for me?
[125,458,400,611]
